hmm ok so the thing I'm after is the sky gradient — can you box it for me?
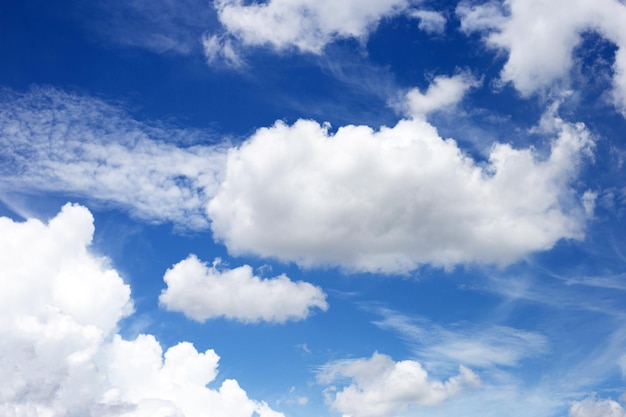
[2,1,626,416]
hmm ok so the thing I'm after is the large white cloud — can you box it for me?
[0,87,227,229]
[208,113,593,273]
[318,352,480,417]
[456,0,626,115]
[0,204,284,417]
[159,255,328,323]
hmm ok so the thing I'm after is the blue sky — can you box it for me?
[2,1,626,416]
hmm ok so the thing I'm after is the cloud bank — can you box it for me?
[160,255,328,323]
[208,114,593,273]
[0,204,283,417]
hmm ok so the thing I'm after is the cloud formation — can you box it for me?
[159,255,328,323]
[410,10,447,35]
[208,113,593,273]
[215,0,411,53]
[0,204,283,417]
[457,0,626,115]
[372,308,548,369]
[319,352,480,417]
[570,397,626,417]
[0,87,227,229]
[403,73,481,117]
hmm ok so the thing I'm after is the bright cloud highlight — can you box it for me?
[208,114,593,273]
[0,204,284,417]
[159,255,328,323]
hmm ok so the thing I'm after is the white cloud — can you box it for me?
[0,87,227,229]
[0,204,284,417]
[208,112,593,273]
[456,0,626,115]
[203,34,246,68]
[410,10,447,35]
[570,397,626,417]
[159,255,328,323]
[319,352,480,417]
[403,73,481,117]
[372,308,548,369]
[207,0,413,63]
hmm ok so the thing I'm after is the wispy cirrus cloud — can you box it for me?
[370,307,548,370]
[0,87,227,229]
[89,0,215,55]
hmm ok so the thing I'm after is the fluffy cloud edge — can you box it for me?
[319,352,480,417]
[208,111,594,273]
[0,203,285,417]
[456,0,626,116]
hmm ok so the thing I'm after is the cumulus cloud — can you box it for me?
[208,112,593,273]
[410,10,447,35]
[403,73,481,117]
[159,255,328,323]
[570,397,626,417]
[456,0,626,114]
[319,352,480,417]
[0,204,284,417]
[206,0,413,63]
[0,87,227,229]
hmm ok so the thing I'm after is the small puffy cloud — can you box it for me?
[319,352,480,417]
[208,113,593,273]
[0,204,284,417]
[0,87,227,229]
[410,10,447,35]
[206,0,412,63]
[159,255,328,323]
[456,0,626,115]
[570,397,626,417]
[404,73,481,117]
